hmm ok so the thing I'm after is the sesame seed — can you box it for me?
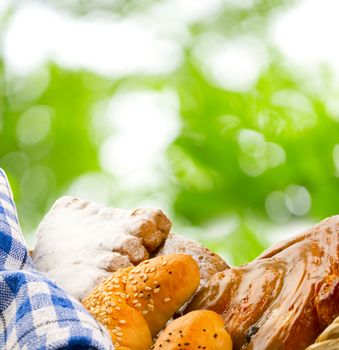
[154,288,160,294]
[145,286,152,291]
[142,310,148,315]
[164,298,171,303]
[115,306,121,311]
[143,275,148,282]
[119,320,127,324]
[135,303,142,308]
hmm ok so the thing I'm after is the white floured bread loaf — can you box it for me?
[32,196,171,300]
[154,233,229,290]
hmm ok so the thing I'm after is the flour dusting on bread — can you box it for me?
[33,196,171,300]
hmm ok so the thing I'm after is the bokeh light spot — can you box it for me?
[99,89,180,187]
[20,165,55,203]
[332,144,339,176]
[194,35,268,92]
[16,105,53,145]
[265,142,286,167]
[237,129,265,157]
[265,191,290,223]
[285,185,311,216]
[238,152,266,177]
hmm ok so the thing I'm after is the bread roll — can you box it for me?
[83,254,200,348]
[82,267,152,350]
[125,254,200,336]
[152,310,232,350]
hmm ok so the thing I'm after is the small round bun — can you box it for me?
[152,310,232,350]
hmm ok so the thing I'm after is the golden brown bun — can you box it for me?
[82,267,152,350]
[152,310,232,350]
[125,254,200,336]
[83,254,200,348]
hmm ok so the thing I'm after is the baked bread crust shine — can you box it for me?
[186,216,339,350]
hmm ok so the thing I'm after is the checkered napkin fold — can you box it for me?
[0,169,113,350]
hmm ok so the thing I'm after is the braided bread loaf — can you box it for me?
[186,215,339,349]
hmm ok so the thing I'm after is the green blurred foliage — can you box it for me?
[170,60,339,223]
[0,65,114,231]
[1,0,339,265]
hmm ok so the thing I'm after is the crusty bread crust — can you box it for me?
[155,233,228,291]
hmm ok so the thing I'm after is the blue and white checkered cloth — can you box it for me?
[0,169,113,350]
